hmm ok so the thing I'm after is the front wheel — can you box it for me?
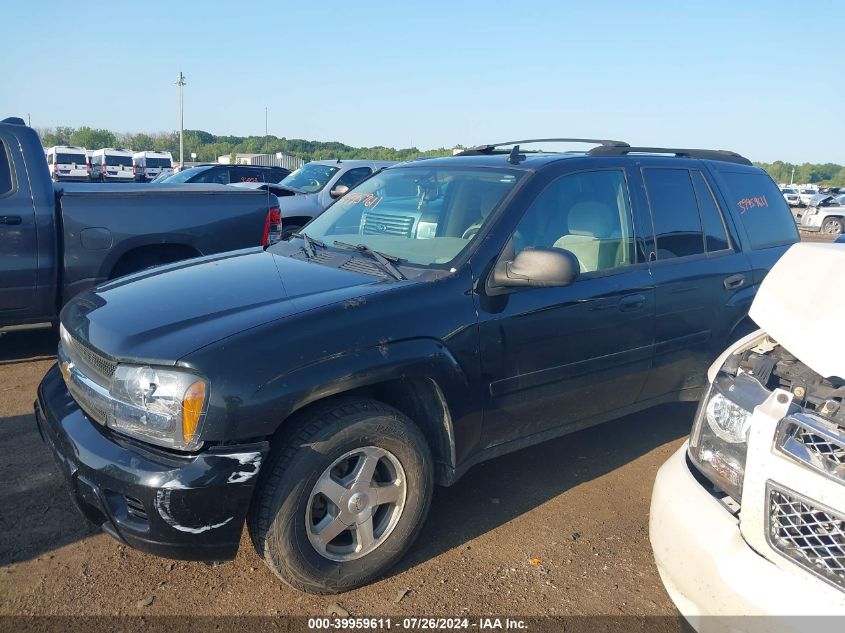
[822,217,844,235]
[248,399,433,594]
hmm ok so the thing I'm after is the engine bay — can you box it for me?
[730,337,845,426]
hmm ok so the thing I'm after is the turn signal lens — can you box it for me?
[182,380,207,444]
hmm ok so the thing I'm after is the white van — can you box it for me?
[132,151,174,182]
[45,145,90,182]
[91,148,134,183]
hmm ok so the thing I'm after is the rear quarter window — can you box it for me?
[720,171,798,249]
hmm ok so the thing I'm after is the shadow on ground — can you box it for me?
[0,413,97,566]
[0,328,57,365]
[392,402,693,575]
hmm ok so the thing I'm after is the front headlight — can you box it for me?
[688,373,766,502]
[108,365,208,451]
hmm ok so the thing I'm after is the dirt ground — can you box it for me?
[0,327,690,620]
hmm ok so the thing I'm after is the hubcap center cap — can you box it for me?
[348,491,370,514]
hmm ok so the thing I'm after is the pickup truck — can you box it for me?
[0,116,281,329]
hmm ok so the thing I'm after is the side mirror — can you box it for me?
[330,184,350,199]
[491,247,579,290]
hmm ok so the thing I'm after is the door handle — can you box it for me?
[0,215,22,225]
[619,294,646,311]
[724,273,746,290]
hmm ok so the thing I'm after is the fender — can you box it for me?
[249,337,483,474]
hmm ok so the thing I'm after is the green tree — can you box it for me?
[70,126,118,150]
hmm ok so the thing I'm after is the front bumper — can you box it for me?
[36,363,268,561]
[650,443,845,629]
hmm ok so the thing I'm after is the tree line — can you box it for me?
[36,126,452,163]
[35,126,844,185]
[752,161,845,187]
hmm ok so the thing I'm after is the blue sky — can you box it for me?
[3,1,843,162]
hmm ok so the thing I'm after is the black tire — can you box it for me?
[822,217,844,235]
[248,398,433,594]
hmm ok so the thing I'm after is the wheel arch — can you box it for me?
[256,339,470,486]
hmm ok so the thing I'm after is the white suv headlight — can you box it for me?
[689,373,768,502]
[108,365,208,451]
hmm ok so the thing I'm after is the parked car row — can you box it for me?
[45,144,175,183]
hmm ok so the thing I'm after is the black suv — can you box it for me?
[37,139,798,593]
[161,163,291,184]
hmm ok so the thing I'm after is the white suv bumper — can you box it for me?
[650,443,845,631]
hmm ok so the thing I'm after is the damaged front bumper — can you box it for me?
[35,363,269,561]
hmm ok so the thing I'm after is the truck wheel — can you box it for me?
[248,398,433,594]
[822,217,844,235]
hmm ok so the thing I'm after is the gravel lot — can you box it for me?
[0,232,833,624]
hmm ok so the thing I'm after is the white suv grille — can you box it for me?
[767,482,845,590]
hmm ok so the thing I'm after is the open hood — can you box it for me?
[749,243,844,379]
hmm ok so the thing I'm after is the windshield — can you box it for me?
[55,153,86,164]
[106,155,133,167]
[782,188,797,194]
[279,163,340,192]
[162,166,211,183]
[296,166,523,267]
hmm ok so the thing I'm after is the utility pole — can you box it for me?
[790,166,795,185]
[176,72,186,169]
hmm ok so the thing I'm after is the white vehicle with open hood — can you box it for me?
[650,242,845,632]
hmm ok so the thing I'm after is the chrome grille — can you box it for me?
[767,482,845,590]
[777,413,845,483]
[794,427,845,465]
[361,212,414,237]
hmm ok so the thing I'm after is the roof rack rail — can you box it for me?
[457,138,630,156]
[587,145,752,166]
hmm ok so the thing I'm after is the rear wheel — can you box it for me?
[248,398,433,594]
[822,217,844,235]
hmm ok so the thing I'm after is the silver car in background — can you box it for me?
[230,159,395,238]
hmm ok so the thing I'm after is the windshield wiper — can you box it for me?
[291,232,326,259]
[333,241,406,280]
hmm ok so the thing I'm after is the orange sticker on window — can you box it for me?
[340,192,383,210]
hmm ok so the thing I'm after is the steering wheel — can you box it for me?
[461,223,482,240]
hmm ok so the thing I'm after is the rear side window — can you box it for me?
[231,167,261,183]
[643,168,705,259]
[691,171,730,252]
[720,171,798,249]
[0,140,13,195]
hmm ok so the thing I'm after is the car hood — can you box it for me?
[61,249,400,365]
[749,242,844,379]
